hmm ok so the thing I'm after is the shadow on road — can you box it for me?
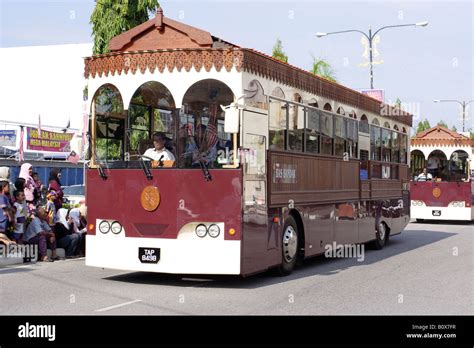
[103,227,457,289]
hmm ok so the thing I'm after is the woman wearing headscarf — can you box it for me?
[19,163,36,209]
[69,206,87,256]
[48,168,63,210]
[54,208,80,258]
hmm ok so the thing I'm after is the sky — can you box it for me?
[0,0,473,132]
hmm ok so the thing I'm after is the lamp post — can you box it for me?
[316,22,428,89]
[433,99,474,132]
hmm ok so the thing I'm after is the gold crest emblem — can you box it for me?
[141,186,160,211]
[432,187,441,198]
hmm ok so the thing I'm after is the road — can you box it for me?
[1,221,473,315]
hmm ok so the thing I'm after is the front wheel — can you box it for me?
[277,216,299,276]
[372,222,388,250]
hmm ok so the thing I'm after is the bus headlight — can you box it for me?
[195,224,207,238]
[453,202,458,207]
[99,221,110,234]
[208,224,220,238]
[111,221,123,234]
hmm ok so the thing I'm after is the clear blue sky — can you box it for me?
[1,0,472,132]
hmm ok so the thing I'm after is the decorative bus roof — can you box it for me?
[84,7,412,127]
[411,126,473,148]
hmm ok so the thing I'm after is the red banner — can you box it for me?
[26,127,74,152]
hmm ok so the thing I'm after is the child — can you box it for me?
[0,180,14,241]
[45,190,57,228]
[12,190,28,244]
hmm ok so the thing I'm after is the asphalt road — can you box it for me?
[1,221,472,315]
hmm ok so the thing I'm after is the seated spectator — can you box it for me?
[54,208,80,258]
[416,168,432,181]
[24,207,59,262]
[12,190,28,244]
[69,206,87,257]
[0,179,14,244]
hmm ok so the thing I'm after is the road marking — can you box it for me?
[94,299,142,312]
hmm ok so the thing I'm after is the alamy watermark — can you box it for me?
[324,242,365,262]
[0,244,38,260]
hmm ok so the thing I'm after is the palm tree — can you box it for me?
[310,55,336,82]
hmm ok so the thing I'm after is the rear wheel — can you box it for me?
[277,216,299,276]
[372,222,388,250]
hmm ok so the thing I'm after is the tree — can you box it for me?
[310,55,337,82]
[437,120,448,128]
[416,118,431,134]
[91,0,159,55]
[272,38,288,63]
[451,125,457,132]
[395,98,402,107]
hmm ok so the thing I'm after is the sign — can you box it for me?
[360,89,385,102]
[138,247,160,264]
[26,127,73,152]
[273,163,297,184]
[0,130,17,147]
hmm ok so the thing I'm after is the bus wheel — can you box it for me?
[278,216,299,276]
[372,222,388,250]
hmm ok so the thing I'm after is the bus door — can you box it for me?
[240,108,273,274]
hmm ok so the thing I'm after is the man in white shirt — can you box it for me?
[142,132,175,164]
[416,168,432,181]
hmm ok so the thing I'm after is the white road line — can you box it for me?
[94,299,142,313]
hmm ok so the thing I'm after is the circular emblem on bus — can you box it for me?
[141,186,160,212]
[432,187,441,198]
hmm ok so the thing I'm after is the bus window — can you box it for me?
[334,115,346,157]
[92,84,125,161]
[288,104,304,152]
[381,128,391,162]
[391,131,400,163]
[269,99,286,151]
[410,150,425,178]
[449,150,469,181]
[320,111,333,155]
[370,126,381,161]
[346,118,358,158]
[400,133,407,164]
[305,108,319,154]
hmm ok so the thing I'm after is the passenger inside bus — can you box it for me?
[142,132,176,167]
[415,168,432,181]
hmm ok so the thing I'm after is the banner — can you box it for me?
[26,127,74,152]
[360,89,384,102]
[0,130,17,147]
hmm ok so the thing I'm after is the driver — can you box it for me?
[143,132,175,162]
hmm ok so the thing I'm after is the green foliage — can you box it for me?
[437,120,448,128]
[90,0,159,55]
[416,119,431,134]
[272,38,288,63]
[310,55,337,82]
[395,98,402,107]
[451,125,457,132]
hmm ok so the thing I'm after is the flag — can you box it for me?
[67,151,80,164]
[18,126,24,162]
[205,104,219,151]
[38,114,42,138]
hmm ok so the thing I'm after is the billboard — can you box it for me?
[0,130,17,147]
[360,89,385,102]
[26,127,74,152]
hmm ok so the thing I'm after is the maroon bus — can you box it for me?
[84,9,412,276]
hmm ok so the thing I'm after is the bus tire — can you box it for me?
[372,222,388,250]
[277,216,299,276]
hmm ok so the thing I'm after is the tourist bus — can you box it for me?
[410,126,473,221]
[84,8,412,276]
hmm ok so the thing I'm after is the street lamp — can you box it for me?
[433,99,474,132]
[316,22,428,89]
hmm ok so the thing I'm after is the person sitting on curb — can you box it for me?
[24,207,59,262]
[54,208,80,258]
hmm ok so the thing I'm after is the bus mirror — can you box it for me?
[223,105,239,134]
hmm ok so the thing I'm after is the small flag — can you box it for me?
[18,126,24,162]
[67,151,80,164]
[38,114,42,138]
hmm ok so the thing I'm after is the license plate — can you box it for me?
[432,210,441,217]
[138,247,160,264]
